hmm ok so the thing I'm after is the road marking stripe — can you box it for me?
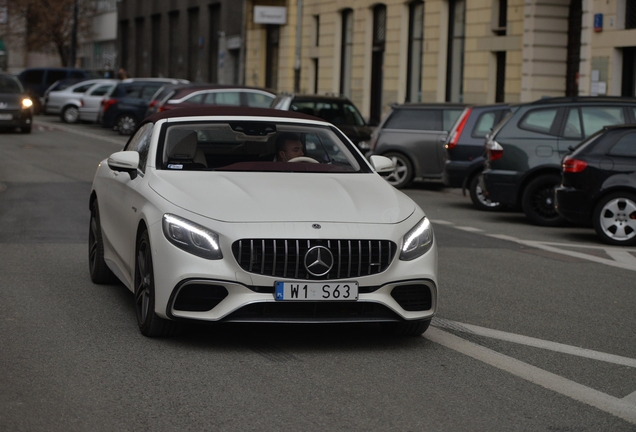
[430,219,454,225]
[434,318,636,368]
[624,391,636,404]
[605,249,636,266]
[425,327,636,424]
[487,234,636,272]
[455,226,484,232]
[33,120,125,146]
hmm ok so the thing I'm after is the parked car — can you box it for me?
[98,78,187,135]
[17,67,100,113]
[443,104,511,210]
[555,125,636,245]
[155,84,276,114]
[144,83,184,118]
[78,81,120,123]
[43,79,118,123]
[0,72,33,133]
[89,106,437,337]
[369,103,466,188]
[271,93,374,152]
[483,97,636,226]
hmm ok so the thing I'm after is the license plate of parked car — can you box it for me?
[0,114,13,120]
[275,281,359,301]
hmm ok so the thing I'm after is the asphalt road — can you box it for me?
[1,116,635,431]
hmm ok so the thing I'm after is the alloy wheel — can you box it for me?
[598,197,636,242]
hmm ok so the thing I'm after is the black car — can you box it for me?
[98,80,168,135]
[369,103,465,188]
[555,125,636,245]
[271,93,373,152]
[483,97,636,226]
[0,73,33,133]
[443,104,511,210]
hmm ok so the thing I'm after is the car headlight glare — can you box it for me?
[22,98,33,109]
[162,214,222,260]
[400,217,433,261]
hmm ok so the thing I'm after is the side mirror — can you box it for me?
[107,151,140,179]
[369,155,395,176]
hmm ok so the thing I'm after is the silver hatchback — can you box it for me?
[369,103,465,188]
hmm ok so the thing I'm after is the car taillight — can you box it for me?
[562,157,587,173]
[148,100,158,109]
[446,108,472,150]
[102,98,118,113]
[485,138,504,161]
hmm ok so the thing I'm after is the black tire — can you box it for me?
[20,125,32,134]
[135,230,182,337]
[383,152,414,189]
[521,174,564,226]
[382,319,431,336]
[61,105,80,123]
[592,192,636,246]
[116,114,137,136]
[469,174,501,211]
[88,200,117,284]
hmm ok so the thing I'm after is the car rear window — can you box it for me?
[384,109,442,131]
[608,131,636,157]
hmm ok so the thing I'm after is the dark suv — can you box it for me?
[483,97,636,226]
[271,93,373,151]
[369,103,465,188]
[443,104,511,210]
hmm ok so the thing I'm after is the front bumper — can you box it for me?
[555,186,593,226]
[148,219,439,324]
[0,109,32,129]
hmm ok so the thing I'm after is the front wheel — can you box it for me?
[383,152,413,189]
[135,231,181,337]
[116,114,137,136]
[593,192,636,246]
[469,174,500,211]
[88,200,117,284]
[521,174,564,226]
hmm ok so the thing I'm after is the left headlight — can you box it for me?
[400,217,434,261]
[162,214,223,260]
[22,98,33,109]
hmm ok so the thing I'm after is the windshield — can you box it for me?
[290,101,366,126]
[158,121,370,173]
[0,75,23,93]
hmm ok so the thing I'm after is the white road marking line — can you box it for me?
[435,319,636,368]
[430,219,454,225]
[487,234,636,271]
[624,391,636,404]
[455,226,484,232]
[33,120,125,146]
[425,327,636,424]
[605,249,636,266]
[531,241,636,252]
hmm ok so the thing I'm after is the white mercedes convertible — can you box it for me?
[89,106,438,337]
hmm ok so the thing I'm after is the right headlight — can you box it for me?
[400,217,434,261]
[162,214,222,260]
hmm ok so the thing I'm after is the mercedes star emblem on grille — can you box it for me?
[304,246,334,276]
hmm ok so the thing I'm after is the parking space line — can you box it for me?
[430,219,454,225]
[605,249,636,266]
[624,391,636,404]
[455,226,484,232]
[425,327,636,424]
[434,318,636,368]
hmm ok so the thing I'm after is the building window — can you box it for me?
[313,59,319,93]
[313,15,320,46]
[266,25,280,90]
[495,51,506,102]
[446,0,465,103]
[340,9,354,97]
[370,4,387,125]
[566,0,582,96]
[627,1,636,29]
[493,0,507,35]
[622,47,636,96]
[168,11,179,78]
[406,1,424,102]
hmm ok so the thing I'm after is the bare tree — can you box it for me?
[5,0,95,67]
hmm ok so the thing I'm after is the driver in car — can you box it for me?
[275,132,305,162]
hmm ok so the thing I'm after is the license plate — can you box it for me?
[275,281,358,301]
[0,114,12,120]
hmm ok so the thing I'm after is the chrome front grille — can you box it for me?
[231,239,396,280]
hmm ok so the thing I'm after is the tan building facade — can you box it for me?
[244,0,636,121]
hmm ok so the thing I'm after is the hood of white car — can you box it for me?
[149,171,416,224]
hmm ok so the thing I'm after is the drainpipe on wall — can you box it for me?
[294,0,302,93]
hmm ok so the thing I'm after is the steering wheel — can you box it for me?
[287,156,319,163]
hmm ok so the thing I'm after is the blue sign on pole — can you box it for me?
[594,13,603,32]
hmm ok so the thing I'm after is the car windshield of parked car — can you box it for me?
[159,121,369,173]
[0,76,23,93]
[291,101,366,127]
